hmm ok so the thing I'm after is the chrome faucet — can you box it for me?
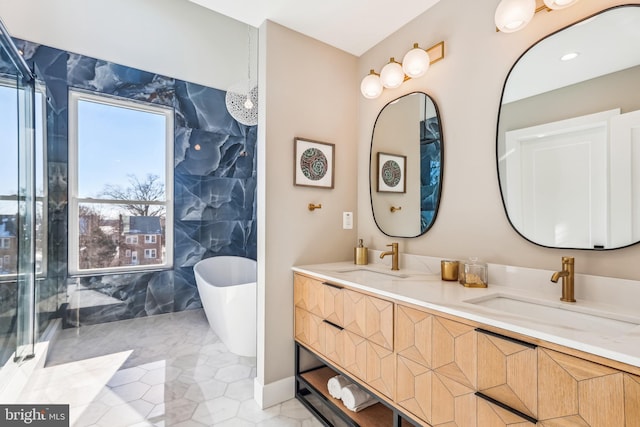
[550,256,576,302]
[380,242,399,271]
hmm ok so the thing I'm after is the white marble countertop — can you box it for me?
[292,260,640,370]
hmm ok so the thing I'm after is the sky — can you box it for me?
[1,85,167,216]
[77,98,167,198]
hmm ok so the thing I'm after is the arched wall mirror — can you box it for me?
[497,5,640,250]
[370,92,443,237]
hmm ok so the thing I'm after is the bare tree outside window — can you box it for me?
[100,174,166,217]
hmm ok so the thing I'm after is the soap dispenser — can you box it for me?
[354,239,368,265]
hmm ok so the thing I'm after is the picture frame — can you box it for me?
[294,137,335,189]
[377,152,406,193]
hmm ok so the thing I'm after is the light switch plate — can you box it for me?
[343,212,353,229]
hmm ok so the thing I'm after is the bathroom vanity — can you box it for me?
[292,259,640,427]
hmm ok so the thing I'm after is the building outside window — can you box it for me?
[68,90,174,275]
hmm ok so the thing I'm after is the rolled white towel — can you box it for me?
[341,384,377,412]
[327,375,350,399]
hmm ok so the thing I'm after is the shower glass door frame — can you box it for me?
[0,18,37,363]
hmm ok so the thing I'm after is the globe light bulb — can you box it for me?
[402,45,430,79]
[360,71,383,99]
[495,0,536,33]
[379,58,405,89]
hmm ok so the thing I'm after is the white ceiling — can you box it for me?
[188,0,441,57]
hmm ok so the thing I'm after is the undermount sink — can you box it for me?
[333,267,410,280]
[465,294,640,336]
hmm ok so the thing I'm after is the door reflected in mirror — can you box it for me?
[497,5,640,250]
[370,92,443,237]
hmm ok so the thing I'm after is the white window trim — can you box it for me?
[0,238,9,249]
[145,234,157,244]
[68,90,174,275]
[126,236,139,245]
[144,248,156,259]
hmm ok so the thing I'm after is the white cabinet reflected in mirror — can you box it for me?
[370,92,443,237]
[497,5,640,250]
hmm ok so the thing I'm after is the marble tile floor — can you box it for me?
[17,309,322,426]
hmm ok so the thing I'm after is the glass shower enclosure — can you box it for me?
[0,18,39,365]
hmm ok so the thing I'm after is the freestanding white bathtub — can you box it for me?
[194,256,257,357]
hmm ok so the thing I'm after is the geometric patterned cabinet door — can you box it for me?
[366,340,395,399]
[432,316,477,390]
[323,283,344,327]
[293,274,324,318]
[344,290,394,350]
[538,348,626,426]
[294,307,324,355]
[396,304,433,368]
[396,304,476,387]
[395,303,477,426]
[396,356,477,427]
[477,331,537,419]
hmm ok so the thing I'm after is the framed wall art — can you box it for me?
[377,152,406,193]
[294,138,335,189]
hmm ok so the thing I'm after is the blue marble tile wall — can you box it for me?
[15,39,257,327]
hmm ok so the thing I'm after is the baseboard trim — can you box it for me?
[253,375,295,409]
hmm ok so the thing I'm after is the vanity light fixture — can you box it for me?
[360,41,445,99]
[495,0,580,33]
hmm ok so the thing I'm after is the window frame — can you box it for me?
[68,89,174,275]
[144,234,157,244]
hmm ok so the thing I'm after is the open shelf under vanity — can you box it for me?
[295,343,419,427]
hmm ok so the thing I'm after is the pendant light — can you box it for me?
[226,26,258,126]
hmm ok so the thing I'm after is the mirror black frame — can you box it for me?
[370,91,444,238]
[495,4,640,251]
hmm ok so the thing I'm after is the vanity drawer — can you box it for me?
[294,274,325,317]
[343,289,394,350]
[396,354,476,426]
[477,329,537,419]
[294,306,324,354]
[396,304,476,388]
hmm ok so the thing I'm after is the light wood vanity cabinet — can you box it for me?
[294,271,640,427]
[293,273,396,399]
[395,304,477,426]
[537,348,640,426]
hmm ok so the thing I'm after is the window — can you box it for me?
[69,90,173,274]
[144,249,157,259]
[0,80,47,279]
[144,235,156,244]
